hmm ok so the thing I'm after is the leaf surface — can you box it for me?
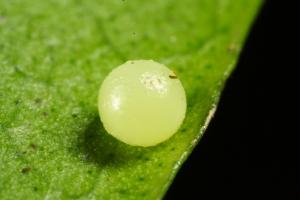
[0,0,261,199]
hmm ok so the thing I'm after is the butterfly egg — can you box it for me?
[98,60,186,147]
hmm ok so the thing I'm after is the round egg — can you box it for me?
[98,60,186,147]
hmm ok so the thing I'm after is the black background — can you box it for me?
[165,1,298,199]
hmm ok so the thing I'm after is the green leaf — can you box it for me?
[0,0,261,199]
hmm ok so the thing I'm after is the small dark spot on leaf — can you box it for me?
[196,74,203,79]
[170,147,175,151]
[108,153,115,158]
[34,98,42,104]
[21,167,31,174]
[141,192,147,197]
[130,61,135,64]
[138,177,145,181]
[72,113,77,118]
[158,162,163,167]
[42,112,48,117]
[14,99,21,105]
[33,187,38,191]
[119,189,128,195]
[150,80,154,86]
[14,66,20,72]
[87,170,92,174]
[30,143,37,150]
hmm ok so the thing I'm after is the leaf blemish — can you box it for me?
[14,99,20,105]
[34,98,42,104]
[14,66,21,73]
[119,189,128,195]
[30,143,37,150]
[21,167,31,174]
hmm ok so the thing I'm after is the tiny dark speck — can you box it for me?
[42,112,48,117]
[71,113,77,118]
[144,157,150,161]
[15,99,21,105]
[34,98,42,104]
[14,66,21,73]
[109,153,114,156]
[30,143,37,150]
[141,192,147,197]
[33,187,38,191]
[21,167,31,174]
[196,75,203,80]
[169,74,177,79]
[119,189,127,194]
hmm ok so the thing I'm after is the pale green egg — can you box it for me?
[98,60,186,147]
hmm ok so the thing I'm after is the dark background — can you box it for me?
[165,1,298,198]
